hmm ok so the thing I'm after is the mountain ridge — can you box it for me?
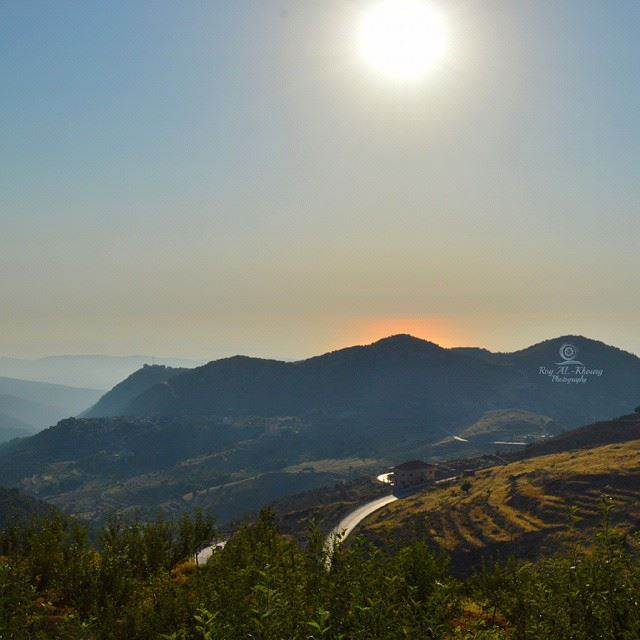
[89,334,640,434]
[0,354,202,389]
[82,364,187,418]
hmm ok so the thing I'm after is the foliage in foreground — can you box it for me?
[1,502,639,639]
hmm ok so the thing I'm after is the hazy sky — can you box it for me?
[2,1,639,360]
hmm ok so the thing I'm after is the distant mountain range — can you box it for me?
[0,377,102,443]
[0,411,34,442]
[0,355,202,390]
[89,334,640,435]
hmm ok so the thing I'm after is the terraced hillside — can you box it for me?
[514,410,640,459]
[359,438,640,570]
[430,408,564,458]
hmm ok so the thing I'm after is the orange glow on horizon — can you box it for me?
[336,316,469,351]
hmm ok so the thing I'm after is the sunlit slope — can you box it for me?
[513,411,640,459]
[430,408,564,457]
[360,438,640,563]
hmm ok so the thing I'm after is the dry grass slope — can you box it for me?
[360,438,640,564]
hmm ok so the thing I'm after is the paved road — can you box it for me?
[194,494,398,566]
[324,493,398,557]
[195,475,446,565]
[195,540,226,565]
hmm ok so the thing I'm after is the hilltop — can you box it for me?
[430,408,564,457]
[514,410,640,459]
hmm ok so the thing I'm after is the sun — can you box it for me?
[358,0,447,80]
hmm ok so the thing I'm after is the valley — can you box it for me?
[1,334,639,530]
[0,376,103,443]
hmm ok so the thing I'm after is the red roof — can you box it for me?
[393,460,434,471]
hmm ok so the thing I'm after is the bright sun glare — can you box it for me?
[359,0,447,80]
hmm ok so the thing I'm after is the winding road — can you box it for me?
[324,493,398,557]
[195,472,446,565]
[195,540,225,565]
[195,493,399,565]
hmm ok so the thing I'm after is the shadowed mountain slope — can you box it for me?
[105,334,640,436]
[0,415,360,524]
[82,364,186,418]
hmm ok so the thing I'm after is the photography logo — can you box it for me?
[556,343,583,366]
[539,342,604,385]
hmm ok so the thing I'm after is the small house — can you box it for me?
[392,460,436,489]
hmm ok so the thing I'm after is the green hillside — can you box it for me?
[1,495,640,639]
[0,415,384,524]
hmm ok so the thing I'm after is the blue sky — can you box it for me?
[1,1,639,359]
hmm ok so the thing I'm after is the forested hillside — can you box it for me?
[0,415,370,524]
[89,335,640,438]
[0,486,57,528]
